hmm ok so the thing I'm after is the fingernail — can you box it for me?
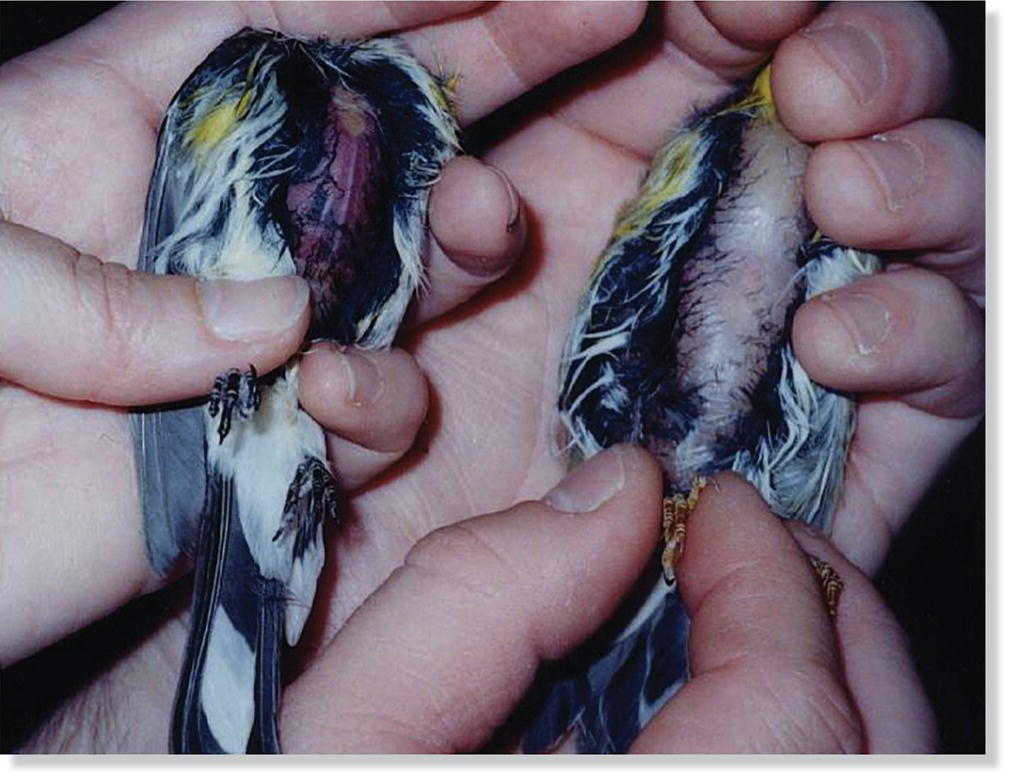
[851,134,926,212]
[543,447,626,514]
[487,164,520,234]
[820,290,892,356]
[199,276,309,341]
[803,23,887,105]
[337,348,382,406]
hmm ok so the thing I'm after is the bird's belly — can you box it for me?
[644,121,813,488]
[206,366,325,581]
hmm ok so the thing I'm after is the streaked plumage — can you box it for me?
[130,29,459,753]
[523,67,878,754]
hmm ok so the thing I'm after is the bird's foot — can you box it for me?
[208,365,261,443]
[808,557,843,620]
[273,457,339,557]
[661,476,707,586]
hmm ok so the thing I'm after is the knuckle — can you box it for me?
[403,520,518,606]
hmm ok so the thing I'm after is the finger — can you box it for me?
[773,2,952,142]
[298,343,429,490]
[399,0,648,125]
[665,1,819,79]
[0,396,151,666]
[792,266,985,420]
[827,396,980,575]
[632,473,862,753]
[805,119,985,302]
[281,445,663,753]
[0,222,310,406]
[538,2,818,160]
[408,156,525,327]
[18,2,487,123]
[787,524,937,752]
[19,2,645,131]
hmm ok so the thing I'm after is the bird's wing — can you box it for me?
[130,101,209,578]
[732,241,879,531]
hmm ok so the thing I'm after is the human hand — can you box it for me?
[0,0,649,751]
[277,456,932,753]
[2,0,980,752]
[0,0,538,665]
[467,0,981,577]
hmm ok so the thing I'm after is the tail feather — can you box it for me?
[249,579,284,754]
[171,471,284,754]
[522,582,690,754]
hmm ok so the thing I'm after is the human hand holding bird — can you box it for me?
[0,1,981,753]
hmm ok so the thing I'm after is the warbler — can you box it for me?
[130,28,459,753]
[522,66,878,753]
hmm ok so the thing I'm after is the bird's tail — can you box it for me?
[170,470,284,754]
[521,576,691,754]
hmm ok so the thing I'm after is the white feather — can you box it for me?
[200,607,256,753]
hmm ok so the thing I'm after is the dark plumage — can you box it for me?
[523,67,878,754]
[131,29,459,753]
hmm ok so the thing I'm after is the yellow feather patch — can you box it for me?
[720,63,777,123]
[189,88,253,152]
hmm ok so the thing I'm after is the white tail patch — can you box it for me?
[200,607,256,753]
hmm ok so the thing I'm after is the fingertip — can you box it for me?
[805,120,985,294]
[0,222,310,404]
[633,472,860,753]
[196,275,310,344]
[412,156,527,325]
[676,472,804,611]
[299,343,428,456]
[699,1,817,51]
[784,522,938,752]
[429,155,525,278]
[773,2,950,142]
[792,268,984,419]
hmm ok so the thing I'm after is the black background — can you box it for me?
[0,1,985,754]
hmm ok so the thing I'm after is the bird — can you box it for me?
[521,65,878,754]
[130,28,459,753]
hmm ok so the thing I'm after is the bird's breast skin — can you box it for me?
[280,84,392,341]
[645,119,812,488]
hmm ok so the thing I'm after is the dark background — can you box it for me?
[0,1,986,754]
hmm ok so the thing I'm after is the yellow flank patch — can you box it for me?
[614,131,697,240]
[429,73,458,117]
[189,89,252,151]
[720,63,777,123]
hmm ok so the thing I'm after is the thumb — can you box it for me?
[281,445,663,753]
[0,221,310,405]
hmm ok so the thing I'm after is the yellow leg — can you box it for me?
[661,476,707,586]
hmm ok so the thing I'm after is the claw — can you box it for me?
[273,457,339,558]
[208,366,260,443]
[661,476,707,586]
